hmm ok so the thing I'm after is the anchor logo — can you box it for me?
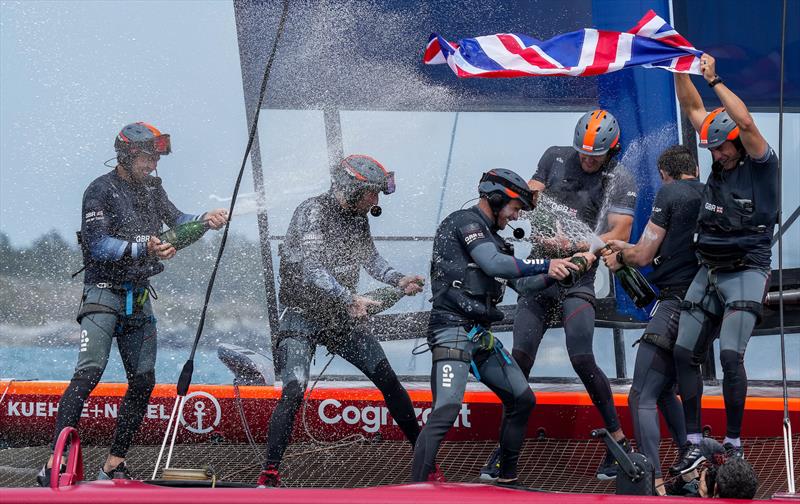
[179,391,222,434]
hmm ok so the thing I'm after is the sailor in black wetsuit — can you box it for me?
[37,122,228,486]
[484,110,638,481]
[411,168,590,484]
[258,155,425,487]
[670,54,779,474]
[603,145,703,493]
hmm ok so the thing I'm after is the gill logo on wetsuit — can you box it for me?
[522,258,546,266]
[442,364,454,388]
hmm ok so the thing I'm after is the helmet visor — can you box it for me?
[151,134,172,156]
[383,171,396,195]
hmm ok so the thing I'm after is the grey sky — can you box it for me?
[0,0,259,247]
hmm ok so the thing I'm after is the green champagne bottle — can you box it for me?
[558,256,589,287]
[361,279,425,316]
[615,265,657,308]
[159,220,209,251]
[362,286,406,316]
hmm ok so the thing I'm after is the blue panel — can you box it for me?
[593,0,679,318]
[673,0,799,109]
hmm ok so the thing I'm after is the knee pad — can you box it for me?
[719,350,745,377]
[70,366,104,397]
[131,370,156,395]
[515,387,536,414]
[511,349,534,378]
[565,290,596,310]
[674,344,705,368]
[429,402,461,425]
[628,387,641,411]
[569,353,597,376]
[725,300,762,324]
[371,358,398,389]
[280,378,307,407]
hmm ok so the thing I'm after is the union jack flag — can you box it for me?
[423,10,702,78]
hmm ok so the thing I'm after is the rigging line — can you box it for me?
[435,111,461,225]
[152,0,291,478]
[777,0,795,495]
[186,0,290,364]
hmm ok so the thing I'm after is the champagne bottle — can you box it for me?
[159,220,209,251]
[362,286,406,316]
[361,279,425,316]
[615,265,656,308]
[558,256,589,287]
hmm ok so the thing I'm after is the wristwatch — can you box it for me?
[708,76,723,88]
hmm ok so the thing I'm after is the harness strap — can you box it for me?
[470,360,481,381]
[123,282,133,316]
[633,332,676,352]
[76,303,118,324]
[680,299,720,321]
[726,300,763,324]
[431,346,471,363]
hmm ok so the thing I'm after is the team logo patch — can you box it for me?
[461,223,486,245]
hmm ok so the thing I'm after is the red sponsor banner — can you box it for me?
[0,381,794,446]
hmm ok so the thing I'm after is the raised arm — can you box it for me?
[674,73,707,132]
[699,54,768,159]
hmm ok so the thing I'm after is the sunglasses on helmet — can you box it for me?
[150,134,171,156]
[383,171,396,195]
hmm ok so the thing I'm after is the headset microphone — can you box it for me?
[370,205,382,217]
[508,224,525,239]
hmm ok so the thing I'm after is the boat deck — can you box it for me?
[2,435,797,499]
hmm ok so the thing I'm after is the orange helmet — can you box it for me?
[573,109,620,156]
[699,107,740,149]
[114,122,171,164]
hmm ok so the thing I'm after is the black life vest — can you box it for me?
[429,208,508,326]
[695,156,778,268]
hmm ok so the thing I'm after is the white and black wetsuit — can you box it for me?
[412,206,552,482]
[265,191,419,468]
[53,170,202,458]
[674,148,779,440]
[513,146,637,433]
[629,178,704,477]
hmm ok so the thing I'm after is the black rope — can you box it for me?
[176,0,291,396]
[776,0,796,492]
[777,0,789,423]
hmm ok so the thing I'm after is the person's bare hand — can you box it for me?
[147,235,176,260]
[603,251,622,272]
[204,208,229,230]
[398,275,425,295]
[572,251,596,268]
[347,295,381,318]
[547,258,580,281]
[700,53,717,83]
